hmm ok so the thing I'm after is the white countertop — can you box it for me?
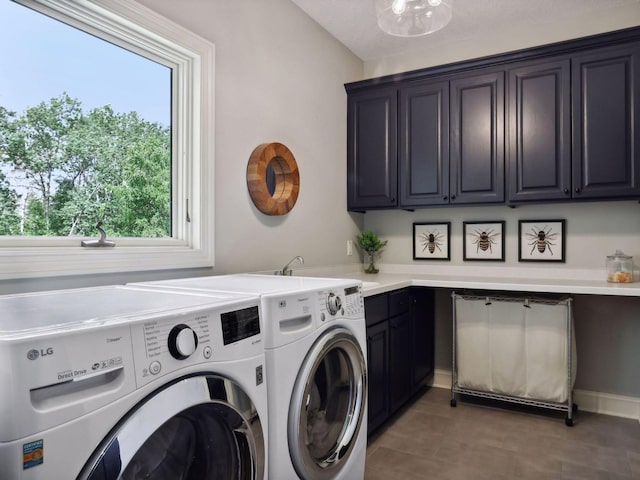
[290,264,640,297]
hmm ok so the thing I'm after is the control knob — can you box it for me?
[326,292,342,316]
[168,324,198,360]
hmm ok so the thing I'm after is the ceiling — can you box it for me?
[290,0,640,61]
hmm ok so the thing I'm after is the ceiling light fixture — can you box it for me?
[375,0,453,37]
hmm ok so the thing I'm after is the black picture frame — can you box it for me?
[463,221,505,261]
[518,219,566,262]
[413,222,451,260]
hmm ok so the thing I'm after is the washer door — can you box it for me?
[79,374,265,480]
[288,327,367,480]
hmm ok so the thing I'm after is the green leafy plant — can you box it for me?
[356,230,387,273]
[356,230,387,253]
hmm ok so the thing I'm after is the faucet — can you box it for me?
[276,255,304,276]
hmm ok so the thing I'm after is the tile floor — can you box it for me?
[365,387,640,480]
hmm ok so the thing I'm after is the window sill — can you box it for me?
[0,244,213,280]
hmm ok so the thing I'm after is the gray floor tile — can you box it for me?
[366,387,640,480]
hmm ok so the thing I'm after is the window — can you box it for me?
[0,0,214,279]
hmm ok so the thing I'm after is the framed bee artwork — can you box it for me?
[463,221,505,261]
[518,219,566,262]
[413,222,450,260]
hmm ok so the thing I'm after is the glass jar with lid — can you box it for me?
[606,250,634,283]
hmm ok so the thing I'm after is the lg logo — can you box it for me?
[26,348,54,360]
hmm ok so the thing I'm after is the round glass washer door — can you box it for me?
[288,327,367,480]
[79,373,265,480]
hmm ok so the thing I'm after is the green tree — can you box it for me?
[3,93,82,235]
[1,95,171,239]
[0,107,21,235]
[108,112,170,237]
[0,171,20,235]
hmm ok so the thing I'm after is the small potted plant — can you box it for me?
[356,230,388,274]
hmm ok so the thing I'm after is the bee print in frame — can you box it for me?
[518,220,566,262]
[413,222,450,260]
[463,221,505,261]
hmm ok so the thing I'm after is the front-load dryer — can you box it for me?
[0,285,267,480]
[261,280,367,480]
[130,274,368,479]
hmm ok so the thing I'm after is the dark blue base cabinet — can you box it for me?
[346,27,640,211]
[365,288,435,434]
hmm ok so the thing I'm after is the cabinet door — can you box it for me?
[508,59,571,202]
[450,71,505,204]
[389,311,412,413]
[347,88,398,210]
[366,320,390,434]
[411,288,435,393]
[399,80,450,207]
[572,43,640,199]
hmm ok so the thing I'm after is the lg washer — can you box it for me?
[0,285,267,480]
[130,274,368,479]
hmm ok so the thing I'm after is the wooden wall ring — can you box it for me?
[246,142,300,215]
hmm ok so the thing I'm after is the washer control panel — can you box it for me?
[130,300,262,387]
[168,324,199,360]
[318,283,364,321]
[326,292,342,315]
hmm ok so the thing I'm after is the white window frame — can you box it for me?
[1,0,215,280]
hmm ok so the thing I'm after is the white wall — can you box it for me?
[363,201,640,272]
[136,0,364,275]
[364,3,640,78]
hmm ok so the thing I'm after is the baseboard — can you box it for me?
[572,389,640,421]
[432,368,452,390]
[431,369,640,422]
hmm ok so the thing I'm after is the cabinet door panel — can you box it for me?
[389,312,412,413]
[347,88,398,210]
[364,293,389,327]
[508,59,571,202]
[411,288,435,393]
[572,43,640,198]
[366,321,390,434]
[450,71,505,204]
[399,80,450,206]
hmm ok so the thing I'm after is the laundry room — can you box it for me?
[1,0,640,479]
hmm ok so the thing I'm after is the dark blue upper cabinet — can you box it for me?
[450,70,505,204]
[399,80,450,207]
[347,88,398,211]
[508,58,572,202]
[399,72,504,208]
[345,27,640,211]
[572,43,640,199]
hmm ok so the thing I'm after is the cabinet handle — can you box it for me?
[451,195,456,200]
[443,195,448,201]
[564,188,569,194]
[390,197,395,203]
[575,187,581,194]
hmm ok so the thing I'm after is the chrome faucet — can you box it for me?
[276,255,304,276]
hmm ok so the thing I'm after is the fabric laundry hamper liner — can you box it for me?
[455,295,576,404]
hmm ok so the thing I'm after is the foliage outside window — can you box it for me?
[0,96,170,238]
[0,0,215,279]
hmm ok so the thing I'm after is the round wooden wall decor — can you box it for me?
[246,142,300,215]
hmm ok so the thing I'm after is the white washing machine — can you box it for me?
[0,285,268,480]
[131,274,368,480]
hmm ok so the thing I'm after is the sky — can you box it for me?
[0,0,171,126]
